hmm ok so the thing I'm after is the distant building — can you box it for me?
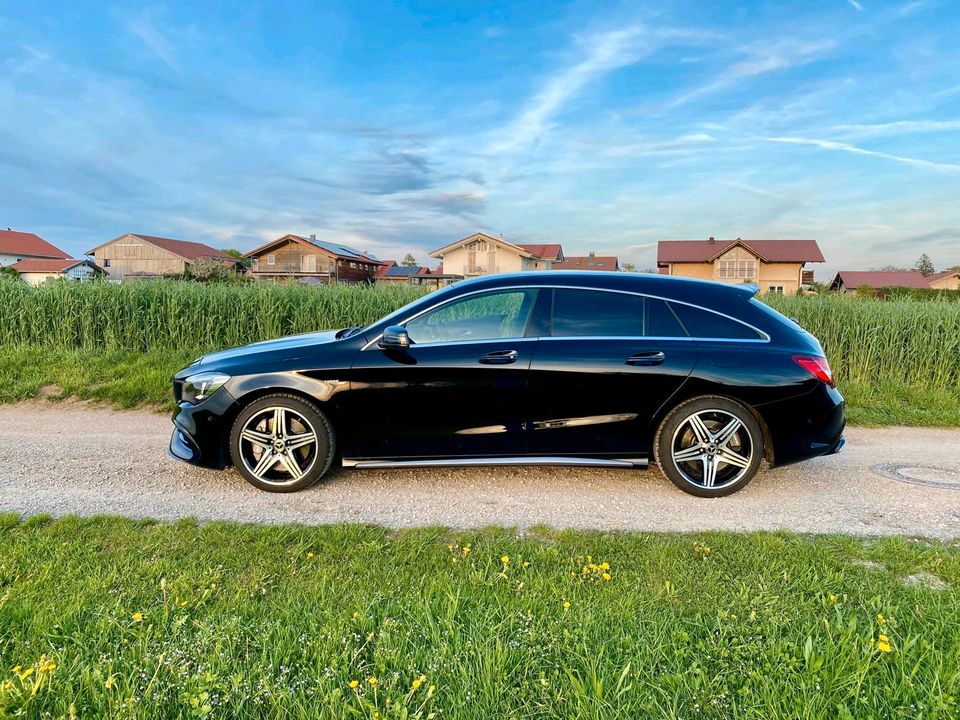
[429,232,563,276]
[830,270,948,292]
[554,252,619,271]
[928,270,960,290]
[11,258,106,286]
[245,234,383,283]
[375,260,462,289]
[86,233,238,279]
[0,229,70,266]
[657,237,825,295]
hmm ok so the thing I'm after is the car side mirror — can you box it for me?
[379,325,410,351]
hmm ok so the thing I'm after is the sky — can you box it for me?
[1,0,959,278]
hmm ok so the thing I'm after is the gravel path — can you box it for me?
[2,402,959,538]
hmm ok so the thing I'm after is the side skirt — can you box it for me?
[341,456,649,469]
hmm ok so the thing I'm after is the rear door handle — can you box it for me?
[479,350,519,365]
[625,351,665,366]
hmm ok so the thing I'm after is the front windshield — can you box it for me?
[364,284,463,333]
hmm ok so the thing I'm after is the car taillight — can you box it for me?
[792,355,835,388]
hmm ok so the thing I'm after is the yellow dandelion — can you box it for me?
[602,572,611,581]
[600,562,610,570]
[306,552,315,559]
[19,667,34,680]
[562,600,571,610]
[352,611,360,622]
[12,665,21,674]
[522,561,530,568]
[349,679,359,689]
[877,634,893,653]
[876,612,886,626]
[412,674,426,690]
[829,594,837,604]
[104,675,116,690]
[132,612,143,623]
[368,676,378,687]
[501,555,510,565]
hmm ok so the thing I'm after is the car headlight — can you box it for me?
[182,372,230,404]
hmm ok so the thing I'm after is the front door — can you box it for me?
[525,288,698,457]
[343,288,540,459]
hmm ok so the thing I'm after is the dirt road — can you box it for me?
[1,402,958,538]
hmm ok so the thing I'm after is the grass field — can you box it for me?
[1,280,959,425]
[1,516,957,718]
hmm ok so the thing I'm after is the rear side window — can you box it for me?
[551,289,644,337]
[668,302,763,340]
[645,298,687,338]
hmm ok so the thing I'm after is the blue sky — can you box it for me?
[2,0,959,276]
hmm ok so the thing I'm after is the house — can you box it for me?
[554,252,620,271]
[375,261,462,289]
[86,233,238,279]
[928,270,960,290]
[245,234,383,283]
[830,270,945,292]
[10,258,106,286]
[0,229,70,266]
[657,237,825,295]
[429,232,563,277]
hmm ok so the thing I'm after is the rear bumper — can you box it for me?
[758,384,846,467]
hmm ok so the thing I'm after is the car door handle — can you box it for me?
[625,351,665,366]
[479,350,519,365]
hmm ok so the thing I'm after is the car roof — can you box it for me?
[444,271,758,305]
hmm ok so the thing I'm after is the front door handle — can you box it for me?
[479,350,519,365]
[625,351,665,366]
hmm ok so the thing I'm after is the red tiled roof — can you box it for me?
[928,270,960,282]
[657,238,824,264]
[0,229,69,259]
[130,234,236,263]
[832,270,932,290]
[554,255,619,271]
[10,258,92,273]
[517,243,563,261]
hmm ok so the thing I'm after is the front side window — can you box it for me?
[668,302,763,340]
[404,289,537,344]
[551,289,644,337]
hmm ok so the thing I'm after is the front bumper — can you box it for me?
[169,387,239,469]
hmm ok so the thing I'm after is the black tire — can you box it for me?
[654,396,764,498]
[229,393,335,493]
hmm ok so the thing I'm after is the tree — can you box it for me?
[914,253,935,277]
[0,265,22,282]
[220,248,251,268]
[621,262,636,272]
[185,257,230,282]
[400,253,418,267]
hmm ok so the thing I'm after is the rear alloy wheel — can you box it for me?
[229,394,335,492]
[655,397,763,497]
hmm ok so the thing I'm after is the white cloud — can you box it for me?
[124,11,179,72]
[765,135,960,174]
[847,0,865,11]
[488,25,653,154]
[829,119,960,138]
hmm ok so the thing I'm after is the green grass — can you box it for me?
[0,516,958,718]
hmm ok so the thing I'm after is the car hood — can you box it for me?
[197,330,342,366]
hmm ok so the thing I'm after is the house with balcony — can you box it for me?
[429,232,563,277]
[244,234,384,283]
[657,237,824,295]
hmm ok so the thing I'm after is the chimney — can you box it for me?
[588,251,595,258]
[708,236,715,244]
[310,233,317,241]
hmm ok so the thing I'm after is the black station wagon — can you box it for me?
[170,272,845,497]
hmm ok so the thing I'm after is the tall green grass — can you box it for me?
[0,280,426,352]
[765,294,960,389]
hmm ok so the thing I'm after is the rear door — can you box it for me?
[525,288,697,457]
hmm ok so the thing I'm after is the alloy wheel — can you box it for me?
[238,406,319,486]
[669,409,754,490]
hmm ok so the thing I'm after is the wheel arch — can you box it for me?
[651,392,775,465]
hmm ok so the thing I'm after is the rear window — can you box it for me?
[668,302,763,340]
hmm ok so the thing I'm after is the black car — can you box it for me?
[170,272,845,497]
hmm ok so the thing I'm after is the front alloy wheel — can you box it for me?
[656,397,764,497]
[229,394,335,492]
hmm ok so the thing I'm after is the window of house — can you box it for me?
[768,285,784,294]
[551,289,645,337]
[717,259,757,280]
[405,289,537,344]
[267,254,276,265]
[667,302,763,339]
[104,258,111,267]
